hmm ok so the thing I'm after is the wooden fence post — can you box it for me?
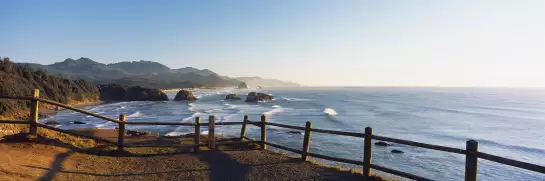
[363,127,372,178]
[465,140,478,181]
[117,114,126,152]
[208,116,216,150]
[240,115,248,140]
[302,121,312,161]
[260,115,267,150]
[29,89,40,137]
[194,117,200,152]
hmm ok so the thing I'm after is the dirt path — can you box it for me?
[0,143,366,181]
[0,129,382,181]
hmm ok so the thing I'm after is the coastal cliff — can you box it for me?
[99,84,169,101]
[0,57,169,120]
[0,57,100,119]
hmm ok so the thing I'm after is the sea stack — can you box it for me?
[225,94,241,100]
[374,141,392,146]
[174,90,198,101]
[98,84,169,101]
[126,86,169,101]
[245,92,274,102]
[238,82,248,89]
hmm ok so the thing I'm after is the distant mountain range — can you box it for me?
[236,77,300,88]
[18,57,300,88]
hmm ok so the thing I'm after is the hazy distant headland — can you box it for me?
[18,57,300,89]
[236,76,300,88]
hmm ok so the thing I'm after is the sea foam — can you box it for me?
[264,105,283,115]
[127,111,144,118]
[323,108,338,116]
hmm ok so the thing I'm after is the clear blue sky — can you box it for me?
[1,0,544,87]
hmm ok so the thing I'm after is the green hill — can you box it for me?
[0,57,100,118]
[18,57,240,88]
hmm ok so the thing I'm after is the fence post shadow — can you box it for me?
[36,150,73,181]
[197,150,252,181]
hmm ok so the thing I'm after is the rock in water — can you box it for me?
[374,141,392,146]
[126,130,150,136]
[238,82,248,89]
[286,131,303,135]
[127,86,169,101]
[99,84,129,101]
[225,94,241,100]
[174,90,198,101]
[245,92,274,102]
[99,84,169,101]
[45,121,60,125]
[391,149,404,154]
[73,121,86,124]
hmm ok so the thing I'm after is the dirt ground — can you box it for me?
[0,129,383,181]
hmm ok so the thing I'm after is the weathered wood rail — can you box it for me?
[1,89,545,181]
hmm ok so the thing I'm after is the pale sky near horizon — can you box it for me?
[1,0,544,87]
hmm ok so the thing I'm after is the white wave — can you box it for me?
[282,97,312,101]
[183,112,202,121]
[164,131,193,137]
[223,113,239,121]
[193,90,232,99]
[95,122,112,128]
[205,108,223,113]
[127,111,144,118]
[323,108,338,116]
[263,105,284,115]
[188,103,196,111]
[223,103,237,109]
[136,102,155,106]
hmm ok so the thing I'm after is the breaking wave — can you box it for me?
[127,111,144,118]
[323,108,338,116]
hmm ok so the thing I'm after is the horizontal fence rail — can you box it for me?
[37,123,116,145]
[37,97,122,124]
[477,152,545,174]
[1,89,544,181]
[310,127,364,138]
[214,122,244,125]
[124,143,205,148]
[266,122,306,131]
[372,135,467,155]
[125,121,196,126]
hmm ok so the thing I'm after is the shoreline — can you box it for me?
[160,88,195,93]
[39,100,104,118]
[160,87,233,93]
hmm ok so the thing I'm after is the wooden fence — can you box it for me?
[1,89,545,181]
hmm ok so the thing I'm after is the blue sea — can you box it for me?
[40,87,545,181]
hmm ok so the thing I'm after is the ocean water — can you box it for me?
[40,87,545,181]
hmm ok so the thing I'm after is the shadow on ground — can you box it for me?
[2,132,371,181]
[0,133,328,181]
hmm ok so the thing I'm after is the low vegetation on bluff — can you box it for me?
[0,57,99,118]
[0,57,171,118]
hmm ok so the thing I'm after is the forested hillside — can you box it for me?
[0,57,100,118]
[19,58,240,88]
